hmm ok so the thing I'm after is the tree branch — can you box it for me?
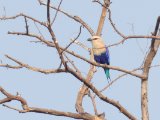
[141,16,160,120]
[0,86,102,120]
[67,66,137,120]
[38,1,95,35]
[4,54,66,74]
[96,0,110,36]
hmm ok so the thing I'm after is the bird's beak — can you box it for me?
[87,38,92,41]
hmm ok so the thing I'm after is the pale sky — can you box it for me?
[0,0,160,120]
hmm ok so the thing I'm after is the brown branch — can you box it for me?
[33,22,45,39]
[0,64,22,69]
[4,54,66,74]
[46,0,66,68]
[108,35,160,47]
[0,86,103,120]
[0,87,28,110]
[67,66,137,120]
[70,39,90,51]
[61,25,82,53]
[88,91,98,115]
[108,9,126,38]
[141,16,160,120]
[0,13,47,27]
[96,0,110,36]
[95,64,160,99]
[24,17,29,34]
[63,53,81,75]
[7,31,145,78]
[47,0,51,24]
[38,1,95,35]
[29,107,96,120]
[75,50,96,114]
[92,0,104,7]
[51,0,63,25]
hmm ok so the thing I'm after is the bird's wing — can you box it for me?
[100,52,109,65]
[105,47,110,65]
[94,55,101,63]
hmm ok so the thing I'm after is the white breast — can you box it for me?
[92,40,106,55]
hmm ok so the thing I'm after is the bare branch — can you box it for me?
[108,9,126,38]
[4,54,66,74]
[96,64,160,98]
[51,0,63,25]
[67,66,137,120]
[141,16,160,120]
[61,25,82,53]
[0,86,104,120]
[0,13,47,27]
[88,91,98,115]
[96,0,110,36]
[7,31,144,78]
[38,1,95,35]
[70,39,90,51]
[0,87,28,110]
[24,17,29,34]
[108,35,160,47]
[0,64,22,69]
[75,50,96,114]
[63,53,81,75]
[33,22,45,39]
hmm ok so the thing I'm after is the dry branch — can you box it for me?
[7,31,145,78]
[96,0,110,36]
[141,16,160,120]
[75,50,96,114]
[38,0,95,35]
[4,54,66,74]
[67,66,137,120]
[0,86,102,120]
[0,13,47,26]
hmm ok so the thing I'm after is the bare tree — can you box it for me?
[0,0,160,120]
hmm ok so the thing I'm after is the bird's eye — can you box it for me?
[92,38,98,40]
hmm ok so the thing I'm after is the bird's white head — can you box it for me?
[87,36,101,42]
[87,36,106,55]
[87,36,105,48]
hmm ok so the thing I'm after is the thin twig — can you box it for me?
[4,54,66,74]
[64,53,81,75]
[51,0,63,25]
[88,91,98,115]
[0,13,47,27]
[108,35,160,47]
[24,17,29,34]
[70,39,90,51]
[61,25,82,53]
[96,0,110,36]
[38,1,95,35]
[108,9,125,38]
[0,86,100,120]
[34,22,45,39]
[7,32,147,79]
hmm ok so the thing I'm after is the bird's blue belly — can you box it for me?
[94,52,109,65]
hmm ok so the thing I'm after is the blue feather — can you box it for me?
[94,47,110,80]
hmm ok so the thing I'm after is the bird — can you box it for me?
[88,36,110,80]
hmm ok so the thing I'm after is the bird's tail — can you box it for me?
[104,68,110,81]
